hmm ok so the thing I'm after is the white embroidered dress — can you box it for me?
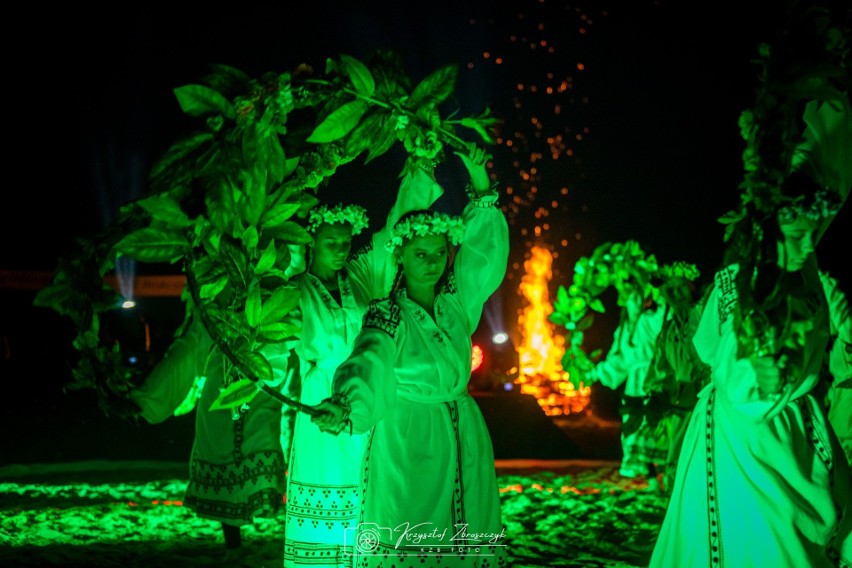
[132,319,292,526]
[650,264,851,568]
[331,195,509,568]
[589,308,666,475]
[284,170,442,568]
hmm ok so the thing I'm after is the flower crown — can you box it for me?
[659,261,700,281]
[307,204,369,235]
[385,212,465,253]
[777,188,842,224]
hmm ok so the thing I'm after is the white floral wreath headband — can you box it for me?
[307,204,369,235]
[385,211,465,254]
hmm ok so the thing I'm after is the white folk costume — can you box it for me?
[646,299,711,490]
[588,307,666,477]
[284,169,442,568]
[329,194,509,568]
[650,264,852,567]
[820,271,852,465]
[131,319,291,526]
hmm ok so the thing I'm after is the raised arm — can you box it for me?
[347,165,444,300]
[452,146,509,333]
[693,266,814,422]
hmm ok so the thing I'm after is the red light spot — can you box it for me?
[471,345,484,372]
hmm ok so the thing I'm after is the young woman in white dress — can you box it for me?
[284,167,443,568]
[313,145,510,568]
[650,171,851,567]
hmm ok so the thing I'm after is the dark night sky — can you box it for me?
[8,1,849,279]
[2,1,849,462]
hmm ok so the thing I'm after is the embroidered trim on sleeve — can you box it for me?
[440,272,458,295]
[347,242,373,263]
[362,299,401,338]
[715,265,738,326]
[466,180,500,208]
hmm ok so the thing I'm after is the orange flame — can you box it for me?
[515,246,591,416]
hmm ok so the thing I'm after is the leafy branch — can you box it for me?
[718,0,850,359]
[34,50,502,420]
[549,241,698,386]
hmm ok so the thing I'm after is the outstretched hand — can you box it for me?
[454,143,492,194]
[584,365,600,386]
[310,400,348,435]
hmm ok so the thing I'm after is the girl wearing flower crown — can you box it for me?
[651,93,852,567]
[129,165,441,564]
[283,167,443,568]
[311,144,509,567]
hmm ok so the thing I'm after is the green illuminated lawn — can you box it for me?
[0,461,666,567]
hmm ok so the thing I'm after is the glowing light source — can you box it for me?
[122,300,136,309]
[492,332,509,345]
[471,344,484,372]
[115,255,136,307]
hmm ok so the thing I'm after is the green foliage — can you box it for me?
[172,375,206,416]
[306,100,370,143]
[208,378,261,412]
[550,241,699,386]
[174,84,236,118]
[33,208,148,421]
[717,0,850,359]
[339,54,376,97]
[35,51,502,419]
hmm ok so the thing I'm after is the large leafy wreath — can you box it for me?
[34,51,500,421]
[717,1,850,360]
[549,241,699,384]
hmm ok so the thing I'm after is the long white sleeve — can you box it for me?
[331,299,400,433]
[820,271,852,381]
[453,195,509,334]
[131,318,212,424]
[693,271,823,422]
[590,309,663,397]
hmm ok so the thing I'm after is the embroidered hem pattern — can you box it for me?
[183,449,285,525]
[284,481,360,568]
